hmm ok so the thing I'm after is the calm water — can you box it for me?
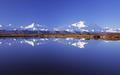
[0,38,120,75]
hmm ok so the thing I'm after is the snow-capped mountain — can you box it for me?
[53,21,102,33]
[0,20,120,33]
[0,23,49,31]
[102,27,120,33]
[68,21,89,32]
[0,25,2,28]
[0,24,13,30]
[70,21,87,29]
[52,21,88,33]
[20,23,48,31]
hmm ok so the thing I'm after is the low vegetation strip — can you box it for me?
[0,31,120,40]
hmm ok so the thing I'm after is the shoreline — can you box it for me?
[0,32,120,40]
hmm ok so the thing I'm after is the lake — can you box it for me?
[0,38,120,75]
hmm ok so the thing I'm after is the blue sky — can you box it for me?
[0,0,120,27]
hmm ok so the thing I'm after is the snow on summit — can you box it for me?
[0,20,120,33]
[103,27,120,33]
[71,21,87,29]
[20,23,48,31]
[24,23,35,29]
[0,25,2,28]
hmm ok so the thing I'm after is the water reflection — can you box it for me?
[0,38,117,49]
[0,38,49,46]
[53,38,88,48]
[0,38,119,75]
[0,38,89,48]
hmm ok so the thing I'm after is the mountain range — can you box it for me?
[0,21,120,33]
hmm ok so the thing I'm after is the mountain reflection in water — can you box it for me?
[0,38,120,75]
[0,38,118,49]
[0,38,90,48]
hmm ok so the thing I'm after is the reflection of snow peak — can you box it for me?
[72,41,88,48]
[66,38,74,40]
[0,38,49,46]
[23,38,48,46]
[54,38,88,49]
[24,40,35,46]
[0,38,88,48]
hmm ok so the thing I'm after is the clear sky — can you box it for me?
[0,0,120,27]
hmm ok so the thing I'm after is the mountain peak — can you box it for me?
[24,23,35,29]
[71,21,87,29]
[0,25,2,28]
